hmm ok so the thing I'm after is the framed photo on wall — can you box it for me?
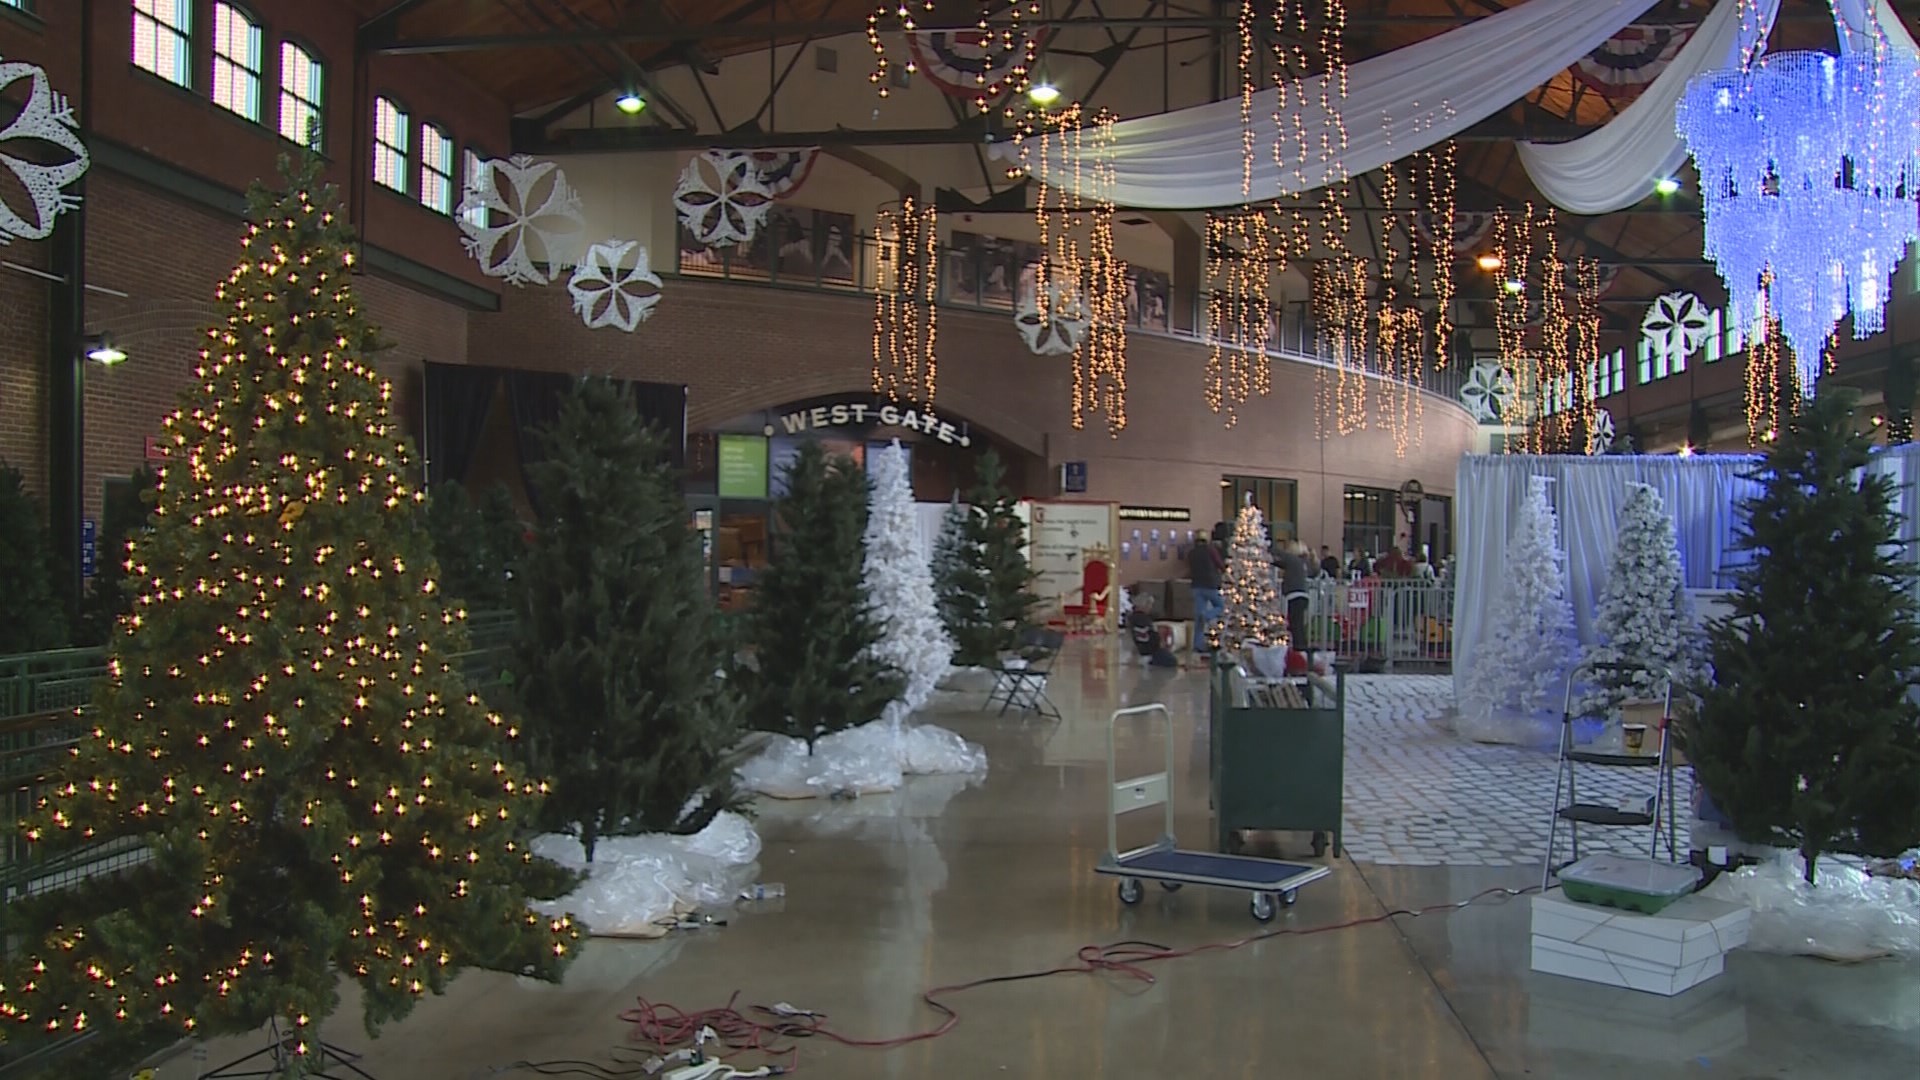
[815,210,856,286]
[946,232,981,305]
[678,222,725,277]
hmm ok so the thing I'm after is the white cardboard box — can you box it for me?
[1530,888,1750,996]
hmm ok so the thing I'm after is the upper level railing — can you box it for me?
[675,232,1469,406]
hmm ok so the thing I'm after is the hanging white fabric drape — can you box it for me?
[995,0,1657,209]
[1517,0,1780,216]
[1520,0,1917,215]
[1451,455,1763,704]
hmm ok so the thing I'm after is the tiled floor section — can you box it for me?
[1338,676,1690,867]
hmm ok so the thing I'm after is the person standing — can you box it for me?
[1280,540,1311,647]
[1318,544,1342,578]
[1189,521,1227,654]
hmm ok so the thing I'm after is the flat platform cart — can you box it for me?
[1095,704,1331,922]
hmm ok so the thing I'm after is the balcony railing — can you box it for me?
[675,233,1468,406]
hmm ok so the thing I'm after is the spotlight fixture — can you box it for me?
[614,91,646,115]
[1027,82,1063,107]
[1678,442,1694,458]
[1475,253,1503,271]
[84,333,126,365]
[1653,177,1680,196]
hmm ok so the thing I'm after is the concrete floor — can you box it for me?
[160,643,1920,1079]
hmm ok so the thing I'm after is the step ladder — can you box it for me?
[1542,660,1682,890]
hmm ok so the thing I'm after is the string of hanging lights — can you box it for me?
[872,197,939,408]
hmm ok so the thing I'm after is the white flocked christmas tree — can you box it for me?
[1574,482,1703,722]
[1460,475,1577,741]
[864,440,955,727]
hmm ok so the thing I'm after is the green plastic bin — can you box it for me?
[1559,854,1700,914]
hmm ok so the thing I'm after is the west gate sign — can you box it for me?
[775,399,972,447]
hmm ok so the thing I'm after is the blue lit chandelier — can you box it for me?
[1676,7,1920,392]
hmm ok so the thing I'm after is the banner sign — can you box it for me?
[774,399,970,447]
[1118,505,1192,522]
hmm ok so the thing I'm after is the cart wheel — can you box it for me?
[1311,831,1329,858]
[1159,881,1183,893]
[1281,888,1299,907]
[1250,893,1277,923]
[1118,878,1144,905]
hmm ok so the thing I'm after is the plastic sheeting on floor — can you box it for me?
[1701,852,1920,962]
[738,719,988,800]
[529,811,761,938]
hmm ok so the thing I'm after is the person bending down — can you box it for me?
[1125,592,1178,667]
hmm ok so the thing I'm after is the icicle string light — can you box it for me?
[1025,106,1127,435]
[1537,218,1570,454]
[872,197,939,407]
[1744,274,1794,444]
[1204,210,1275,427]
[1575,256,1603,452]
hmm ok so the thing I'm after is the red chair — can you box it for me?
[1062,554,1114,635]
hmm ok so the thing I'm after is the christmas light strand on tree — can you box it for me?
[0,155,577,1066]
[1213,502,1289,652]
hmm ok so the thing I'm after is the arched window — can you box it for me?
[462,149,492,228]
[420,124,454,215]
[373,97,409,194]
[278,42,325,148]
[132,0,192,88]
[211,3,262,122]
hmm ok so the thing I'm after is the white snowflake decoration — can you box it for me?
[674,150,773,248]
[1013,282,1090,356]
[456,155,586,286]
[1587,407,1616,455]
[0,57,90,244]
[1641,292,1711,372]
[1459,360,1517,423]
[567,240,662,332]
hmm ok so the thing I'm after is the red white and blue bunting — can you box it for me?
[905,29,1044,100]
[1572,22,1697,101]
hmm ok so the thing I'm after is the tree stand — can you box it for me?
[197,1020,376,1080]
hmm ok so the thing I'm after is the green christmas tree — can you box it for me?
[930,498,981,655]
[513,377,746,859]
[78,466,160,646]
[0,463,69,653]
[0,157,578,1072]
[746,442,902,750]
[425,480,525,614]
[1690,386,1920,884]
[949,448,1040,666]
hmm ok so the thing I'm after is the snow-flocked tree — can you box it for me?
[1574,482,1704,721]
[1215,503,1288,650]
[1462,475,1577,728]
[863,440,954,725]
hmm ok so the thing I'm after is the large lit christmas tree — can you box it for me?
[862,441,953,725]
[1574,482,1704,722]
[0,157,577,1071]
[1691,387,1920,884]
[513,377,745,857]
[1214,502,1287,651]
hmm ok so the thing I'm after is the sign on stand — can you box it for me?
[1026,500,1117,624]
[81,518,96,579]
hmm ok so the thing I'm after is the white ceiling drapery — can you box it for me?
[998,0,1659,210]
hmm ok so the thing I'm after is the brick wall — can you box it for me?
[469,277,1478,583]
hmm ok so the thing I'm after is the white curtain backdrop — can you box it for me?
[1866,443,1920,565]
[1451,455,1763,700]
[914,502,955,561]
[1517,0,1779,215]
[1521,0,1917,215]
[996,0,1657,209]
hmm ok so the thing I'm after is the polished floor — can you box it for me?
[158,642,1920,1079]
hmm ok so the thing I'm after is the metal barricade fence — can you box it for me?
[1296,580,1454,672]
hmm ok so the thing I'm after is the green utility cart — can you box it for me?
[1208,659,1346,858]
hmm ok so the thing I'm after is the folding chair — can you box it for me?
[984,627,1065,719]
